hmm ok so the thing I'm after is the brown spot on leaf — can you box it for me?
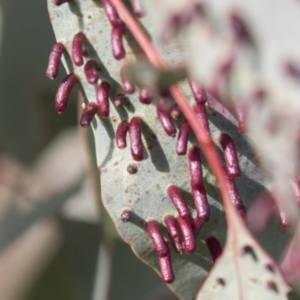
[250,278,258,284]
[267,280,278,293]
[151,133,158,140]
[216,278,225,286]
[241,245,257,261]
[127,163,138,174]
[113,161,119,167]
[266,263,275,273]
[111,116,117,123]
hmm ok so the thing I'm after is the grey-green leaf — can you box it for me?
[47,1,289,299]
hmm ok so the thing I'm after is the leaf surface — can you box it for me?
[47,1,289,299]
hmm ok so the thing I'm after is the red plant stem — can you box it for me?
[177,217,196,254]
[103,0,124,28]
[192,187,210,222]
[120,68,135,94]
[139,88,152,104]
[111,26,125,60]
[146,220,170,257]
[157,107,176,137]
[116,120,129,149]
[84,60,100,84]
[194,104,210,135]
[97,81,111,117]
[220,133,241,178]
[164,215,183,253]
[129,117,143,161]
[55,73,78,114]
[205,236,223,263]
[167,185,191,219]
[46,42,65,79]
[176,121,191,156]
[189,79,207,104]
[158,255,175,284]
[72,32,85,67]
[53,0,71,6]
[80,102,98,127]
[111,0,236,228]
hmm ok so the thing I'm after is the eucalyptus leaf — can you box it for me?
[47,1,289,299]
[196,214,290,300]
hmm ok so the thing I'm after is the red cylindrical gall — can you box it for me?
[53,0,71,5]
[46,42,65,79]
[206,236,222,263]
[84,60,100,84]
[176,121,191,156]
[164,215,183,253]
[72,32,85,67]
[167,185,191,219]
[189,79,207,104]
[55,73,78,114]
[194,104,210,135]
[139,88,152,104]
[116,120,129,149]
[120,209,132,222]
[131,0,144,18]
[111,26,125,60]
[170,106,181,119]
[146,220,169,257]
[103,0,123,27]
[192,216,204,236]
[114,93,126,107]
[121,69,135,94]
[192,187,210,222]
[164,216,181,239]
[129,117,143,161]
[97,81,111,118]
[224,171,246,219]
[80,102,98,127]
[188,146,204,190]
[220,133,241,178]
[158,255,175,284]
[157,107,176,137]
[177,217,196,254]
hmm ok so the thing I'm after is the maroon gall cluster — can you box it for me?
[47,0,249,284]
